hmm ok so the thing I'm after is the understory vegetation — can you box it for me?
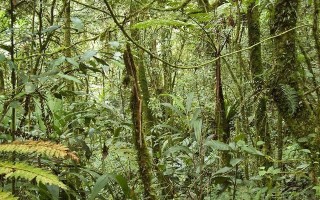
[0,0,320,199]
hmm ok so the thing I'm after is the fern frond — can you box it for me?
[0,191,18,200]
[0,161,67,190]
[280,84,298,116]
[0,140,79,162]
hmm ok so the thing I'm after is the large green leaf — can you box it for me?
[50,56,65,67]
[58,73,81,84]
[161,103,184,116]
[132,19,194,29]
[164,145,192,157]
[205,140,231,151]
[89,173,134,200]
[71,17,84,31]
[214,167,232,175]
[193,119,202,142]
[0,53,6,62]
[25,82,36,94]
[186,92,194,112]
[230,158,243,167]
[80,50,97,62]
[241,146,264,156]
[42,25,61,33]
[89,174,110,200]
[66,57,79,67]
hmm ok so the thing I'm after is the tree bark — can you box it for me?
[124,44,156,200]
[247,1,271,168]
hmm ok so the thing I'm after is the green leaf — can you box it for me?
[299,149,311,154]
[193,119,202,142]
[58,73,81,84]
[0,191,18,200]
[41,68,60,77]
[50,57,66,67]
[9,101,21,109]
[216,3,232,16]
[71,17,84,31]
[189,13,212,22]
[89,173,134,200]
[25,82,36,94]
[42,25,61,33]
[234,134,245,142]
[89,174,110,200]
[205,140,231,151]
[0,161,67,190]
[66,57,79,67]
[81,50,97,62]
[186,92,194,112]
[214,167,232,175]
[108,174,133,199]
[257,141,265,146]
[161,103,184,116]
[132,19,194,29]
[164,145,192,157]
[280,84,298,116]
[296,163,309,169]
[230,158,243,167]
[0,53,6,62]
[259,170,267,176]
[241,146,264,156]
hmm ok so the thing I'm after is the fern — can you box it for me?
[280,84,298,116]
[0,191,18,200]
[0,140,79,162]
[0,161,67,190]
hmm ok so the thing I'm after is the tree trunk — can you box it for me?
[215,54,230,166]
[124,44,156,200]
[272,0,318,187]
[247,1,271,168]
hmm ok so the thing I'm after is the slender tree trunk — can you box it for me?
[247,1,271,168]
[313,0,320,66]
[63,0,74,92]
[215,54,230,166]
[0,68,4,94]
[9,0,16,194]
[277,113,283,170]
[124,45,156,200]
[129,1,174,197]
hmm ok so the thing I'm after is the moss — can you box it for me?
[124,45,157,200]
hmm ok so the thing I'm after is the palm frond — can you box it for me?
[0,140,79,162]
[0,191,18,200]
[0,161,67,190]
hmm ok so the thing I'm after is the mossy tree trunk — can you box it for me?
[63,0,74,93]
[313,0,320,66]
[124,44,156,200]
[272,0,312,136]
[247,1,271,168]
[215,54,230,166]
[128,1,172,197]
[272,0,318,186]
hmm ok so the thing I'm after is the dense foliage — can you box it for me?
[0,0,320,199]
